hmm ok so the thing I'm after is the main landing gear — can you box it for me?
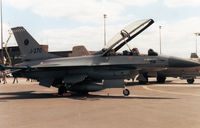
[123,88,130,96]
[187,79,194,84]
[58,86,67,96]
[58,83,131,96]
[157,75,166,83]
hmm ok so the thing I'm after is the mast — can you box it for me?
[1,0,3,64]
[194,32,200,54]
[104,14,107,47]
[159,25,162,55]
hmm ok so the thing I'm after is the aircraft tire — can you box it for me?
[58,86,67,96]
[123,89,130,96]
[187,79,194,84]
[157,76,166,83]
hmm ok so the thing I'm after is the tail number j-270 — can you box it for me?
[30,48,42,54]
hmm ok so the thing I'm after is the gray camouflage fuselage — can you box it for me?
[8,19,200,93]
[13,54,199,86]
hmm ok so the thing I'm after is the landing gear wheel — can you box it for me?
[157,76,166,83]
[123,89,130,96]
[58,86,67,96]
[187,79,194,84]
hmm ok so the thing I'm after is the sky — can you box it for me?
[2,0,200,58]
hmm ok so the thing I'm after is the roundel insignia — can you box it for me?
[24,39,29,46]
[129,56,133,60]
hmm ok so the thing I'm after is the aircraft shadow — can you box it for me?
[164,83,200,85]
[126,80,200,86]
[0,91,177,101]
[125,80,173,86]
[70,94,177,101]
[0,91,62,100]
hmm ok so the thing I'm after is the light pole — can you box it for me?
[194,32,200,54]
[159,25,162,54]
[104,14,107,47]
[0,0,3,64]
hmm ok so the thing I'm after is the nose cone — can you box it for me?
[168,57,200,68]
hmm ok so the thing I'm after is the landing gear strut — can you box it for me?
[123,89,130,96]
[138,73,148,84]
[157,75,166,83]
[58,86,67,96]
[187,79,194,84]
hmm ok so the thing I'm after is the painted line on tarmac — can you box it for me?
[153,85,200,87]
[96,93,146,97]
[142,86,200,97]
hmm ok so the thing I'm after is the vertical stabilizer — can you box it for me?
[11,27,57,61]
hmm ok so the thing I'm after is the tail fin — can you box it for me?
[11,27,58,61]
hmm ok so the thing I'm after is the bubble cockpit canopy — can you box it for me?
[102,19,154,56]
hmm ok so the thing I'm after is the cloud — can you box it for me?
[129,17,200,58]
[4,0,200,58]
[5,0,156,23]
[164,0,200,7]
[0,23,18,53]
[112,0,157,6]
[5,17,200,58]
[39,25,124,51]
[37,17,200,58]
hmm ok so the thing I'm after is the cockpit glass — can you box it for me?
[104,19,153,51]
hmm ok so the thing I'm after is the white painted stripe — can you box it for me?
[143,86,200,96]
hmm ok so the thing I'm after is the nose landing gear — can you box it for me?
[123,88,130,96]
[58,86,67,96]
[187,79,194,84]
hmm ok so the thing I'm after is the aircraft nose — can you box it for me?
[168,57,200,68]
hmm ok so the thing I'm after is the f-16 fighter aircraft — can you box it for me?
[135,50,200,84]
[3,19,200,96]
[133,49,200,84]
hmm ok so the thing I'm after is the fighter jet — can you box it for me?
[2,19,200,96]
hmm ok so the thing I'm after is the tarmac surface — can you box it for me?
[0,78,200,128]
